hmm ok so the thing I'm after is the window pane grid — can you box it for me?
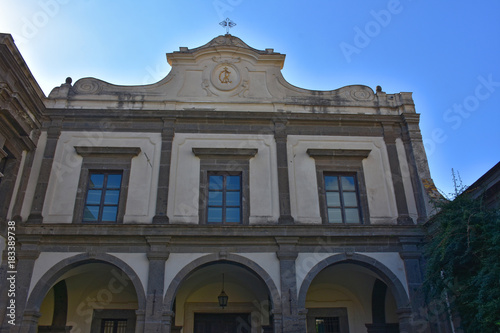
[84,172,122,223]
[315,317,340,333]
[101,319,127,333]
[207,173,241,224]
[324,174,361,224]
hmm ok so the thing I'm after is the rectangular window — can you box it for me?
[324,174,361,224]
[207,173,242,224]
[315,317,340,333]
[83,171,123,223]
[101,319,127,333]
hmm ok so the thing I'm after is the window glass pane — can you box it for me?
[208,207,223,222]
[226,191,241,206]
[83,206,99,222]
[104,190,120,205]
[209,175,223,190]
[101,206,118,222]
[86,190,102,204]
[345,208,360,223]
[326,191,340,207]
[341,176,356,191]
[226,175,241,190]
[208,191,223,206]
[89,174,104,188]
[102,320,114,333]
[107,174,122,188]
[116,320,127,333]
[327,208,343,223]
[226,207,241,222]
[343,192,358,207]
[324,176,339,191]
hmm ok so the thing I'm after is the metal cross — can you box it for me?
[219,18,236,34]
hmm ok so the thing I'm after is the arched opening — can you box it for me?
[25,254,146,333]
[165,255,280,333]
[298,254,410,333]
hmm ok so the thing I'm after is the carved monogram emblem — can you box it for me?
[219,67,232,84]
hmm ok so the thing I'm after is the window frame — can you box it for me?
[307,149,371,225]
[83,170,124,223]
[206,171,243,224]
[322,173,363,224]
[73,146,140,224]
[193,148,256,225]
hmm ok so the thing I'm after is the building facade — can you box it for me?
[0,33,438,333]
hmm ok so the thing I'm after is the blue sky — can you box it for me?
[1,0,499,197]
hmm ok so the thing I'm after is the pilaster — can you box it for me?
[153,118,175,224]
[382,122,413,225]
[399,237,430,333]
[275,237,304,332]
[274,121,294,224]
[400,113,433,223]
[144,236,171,332]
[27,118,63,224]
[9,236,41,333]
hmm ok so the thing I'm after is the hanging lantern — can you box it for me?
[218,273,229,308]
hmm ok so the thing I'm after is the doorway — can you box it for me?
[194,313,251,333]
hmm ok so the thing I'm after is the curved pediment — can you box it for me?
[47,35,413,114]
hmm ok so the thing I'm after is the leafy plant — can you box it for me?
[424,178,500,333]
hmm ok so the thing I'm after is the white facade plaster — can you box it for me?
[29,252,83,295]
[363,252,409,296]
[21,130,47,220]
[238,252,281,294]
[396,138,418,223]
[287,135,398,224]
[163,253,208,297]
[167,133,279,224]
[295,252,340,294]
[41,131,161,223]
[108,252,149,293]
[7,150,26,219]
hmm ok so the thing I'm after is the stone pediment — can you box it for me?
[47,35,414,113]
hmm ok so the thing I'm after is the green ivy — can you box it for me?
[424,189,500,332]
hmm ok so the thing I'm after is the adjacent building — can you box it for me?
[1,32,438,333]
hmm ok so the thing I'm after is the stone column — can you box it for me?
[153,118,175,224]
[275,237,304,332]
[8,236,41,333]
[135,310,145,333]
[274,121,294,224]
[161,311,175,333]
[28,118,62,224]
[399,237,430,333]
[382,122,413,225]
[397,308,414,333]
[144,237,170,333]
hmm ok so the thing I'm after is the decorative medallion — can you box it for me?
[210,63,241,91]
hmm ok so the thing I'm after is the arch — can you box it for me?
[297,253,410,310]
[163,253,281,313]
[25,252,147,313]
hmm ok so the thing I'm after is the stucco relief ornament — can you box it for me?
[219,67,232,84]
[210,62,242,91]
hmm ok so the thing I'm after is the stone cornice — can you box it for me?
[307,148,371,159]
[16,224,426,239]
[192,147,258,158]
[74,146,141,157]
